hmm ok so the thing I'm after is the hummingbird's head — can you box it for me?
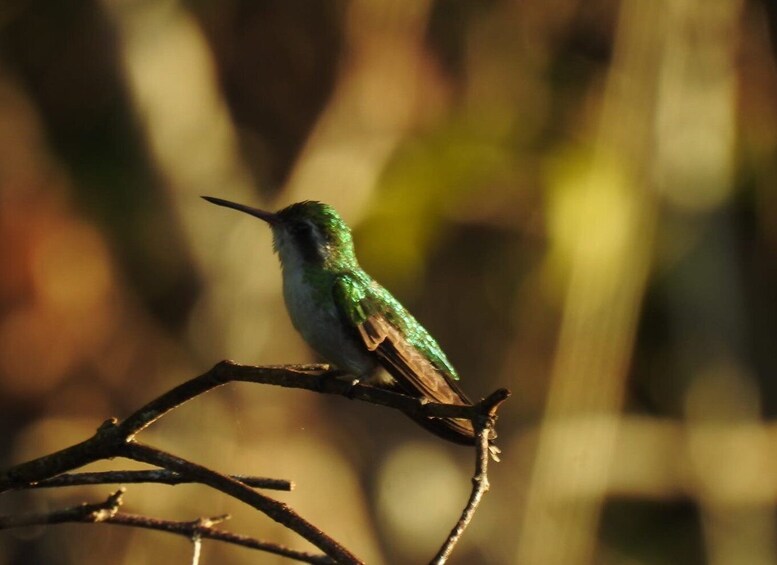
[202,196,357,270]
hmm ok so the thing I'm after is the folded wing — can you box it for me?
[333,274,477,444]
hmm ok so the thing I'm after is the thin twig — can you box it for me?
[31,470,292,491]
[0,489,125,528]
[119,442,360,564]
[429,389,511,564]
[0,492,334,564]
[108,513,334,565]
[191,531,202,565]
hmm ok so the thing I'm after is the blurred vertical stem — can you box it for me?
[652,0,775,563]
[518,0,683,563]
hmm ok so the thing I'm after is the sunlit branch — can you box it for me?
[431,389,508,564]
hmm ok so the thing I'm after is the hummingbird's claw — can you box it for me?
[345,378,361,399]
[327,369,361,398]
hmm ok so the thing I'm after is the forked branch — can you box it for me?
[0,490,334,564]
[0,361,509,564]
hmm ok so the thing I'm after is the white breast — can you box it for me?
[282,267,376,378]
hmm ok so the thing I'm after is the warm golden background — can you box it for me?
[2,0,777,563]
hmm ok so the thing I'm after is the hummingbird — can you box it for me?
[203,196,497,457]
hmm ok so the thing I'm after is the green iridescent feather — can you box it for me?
[332,271,460,382]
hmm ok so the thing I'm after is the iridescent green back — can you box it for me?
[360,270,461,381]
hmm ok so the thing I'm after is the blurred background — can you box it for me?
[1,0,777,563]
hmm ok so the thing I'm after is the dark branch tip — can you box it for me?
[213,359,239,372]
[97,418,119,433]
[479,388,511,417]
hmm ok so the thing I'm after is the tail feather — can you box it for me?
[407,411,500,461]
[356,314,500,460]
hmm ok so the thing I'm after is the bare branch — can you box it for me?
[111,513,335,565]
[0,491,334,564]
[31,470,292,491]
[118,363,332,438]
[0,489,125,528]
[1,362,507,491]
[430,389,511,564]
[191,532,202,565]
[205,361,506,423]
[0,361,510,564]
[119,442,361,564]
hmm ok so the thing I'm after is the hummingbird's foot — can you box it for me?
[329,370,361,398]
[344,378,362,399]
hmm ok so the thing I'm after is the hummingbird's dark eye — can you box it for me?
[293,222,312,235]
[290,221,325,263]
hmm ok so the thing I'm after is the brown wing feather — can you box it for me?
[358,315,476,443]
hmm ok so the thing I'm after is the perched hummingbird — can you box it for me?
[203,196,497,456]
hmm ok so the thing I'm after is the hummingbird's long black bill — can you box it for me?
[201,196,278,224]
